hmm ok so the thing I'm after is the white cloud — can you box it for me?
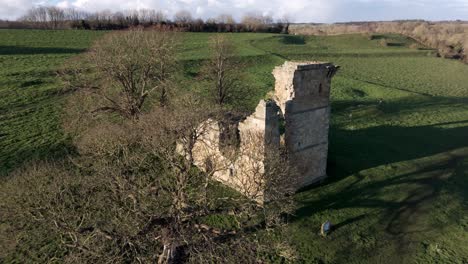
[0,0,37,19]
[0,0,467,22]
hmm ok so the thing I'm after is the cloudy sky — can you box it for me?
[1,0,467,22]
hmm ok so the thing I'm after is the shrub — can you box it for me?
[379,39,389,47]
[60,28,179,119]
[409,43,420,49]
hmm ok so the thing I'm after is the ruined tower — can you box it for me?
[189,61,338,200]
[273,61,339,189]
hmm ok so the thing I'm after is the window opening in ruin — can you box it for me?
[219,118,241,159]
[229,164,234,177]
[204,157,213,173]
[319,83,323,95]
[278,109,287,153]
[279,115,286,136]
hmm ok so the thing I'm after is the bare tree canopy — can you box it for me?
[216,14,236,24]
[61,28,179,119]
[173,10,193,26]
[2,89,298,262]
[201,34,247,106]
[241,13,274,32]
[13,6,288,33]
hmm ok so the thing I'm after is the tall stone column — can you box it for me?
[273,61,339,189]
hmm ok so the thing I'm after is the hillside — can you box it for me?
[1,30,467,263]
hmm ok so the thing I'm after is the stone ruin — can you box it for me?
[190,61,339,201]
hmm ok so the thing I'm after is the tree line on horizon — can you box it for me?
[0,6,290,33]
[290,21,468,63]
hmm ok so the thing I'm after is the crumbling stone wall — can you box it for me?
[190,100,279,200]
[190,61,338,200]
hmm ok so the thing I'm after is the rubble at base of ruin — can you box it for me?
[190,61,339,201]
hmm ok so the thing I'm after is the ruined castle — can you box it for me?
[190,61,339,200]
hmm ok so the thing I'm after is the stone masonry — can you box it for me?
[190,61,339,200]
[273,61,339,188]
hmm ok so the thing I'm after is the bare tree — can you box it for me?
[147,10,168,23]
[140,105,297,261]
[216,14,236,32]
[201,34,244,106]
[218,130,297,225]
[130,9,167,24]
[63,8,86,21]
[278,14,292,34]
[241,13,272,32]
[61,28,179,119]
[241,13,261,32]
[216,14,235,24]
[36,6,48,25]
[173,10,193,27]
[20,6,48,28]
[3,92,298,262]
[21,6,91,29]
[47,7,65,29]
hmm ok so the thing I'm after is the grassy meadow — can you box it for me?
[1,29,468,263]
[0,30,106,174]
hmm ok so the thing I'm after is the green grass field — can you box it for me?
[0,30,106,174]
[1,30,467,263]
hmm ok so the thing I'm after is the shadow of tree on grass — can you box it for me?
[294,109,468,261]
[0,45,85,55]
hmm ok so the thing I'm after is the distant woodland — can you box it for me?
[2,7,467,63]
[0,7,290,33]
[291,21,468,63]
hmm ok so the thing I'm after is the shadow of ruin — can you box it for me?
[189,61,339,201]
